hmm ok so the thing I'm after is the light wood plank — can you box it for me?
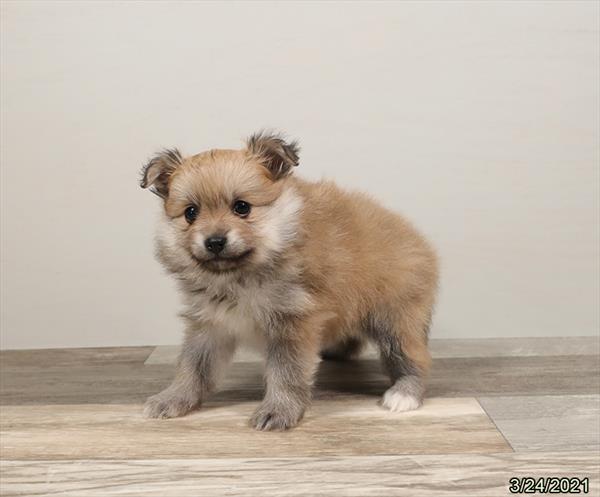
[145,345,262,364]
[429,336,600,358]
[479,395,600,451]
[0,398,510,460]
[1,452,598,497]
[145,337,600,364]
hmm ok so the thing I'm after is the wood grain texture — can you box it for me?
[428,336,600,358]
[2,355,598,406]
[479,395,600,451]
[0,346,154,367]
[145,345,262,364]
[426,355,600,397]
[0,398,510,460]
[2,452,598,497]
[145,336,600,364]
[1,345,598,496]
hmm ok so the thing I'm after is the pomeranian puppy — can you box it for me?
[140,131,438,430]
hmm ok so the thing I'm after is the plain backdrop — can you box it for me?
[1,1,598,349]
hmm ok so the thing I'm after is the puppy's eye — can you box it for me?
[184,205,198,224]
[232,200,251,217]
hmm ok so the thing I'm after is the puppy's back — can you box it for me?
[291,177,438,308]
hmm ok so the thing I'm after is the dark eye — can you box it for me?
[232,200,251,217]
[184,205,198,224]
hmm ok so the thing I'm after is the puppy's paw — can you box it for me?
[249,402,305,431]
[143,387,199,419]
[380,375,424,413]
[381,388,421,412]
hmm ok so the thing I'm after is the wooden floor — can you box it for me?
[1,338,599,496]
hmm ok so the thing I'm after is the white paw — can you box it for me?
[381,388,421,412]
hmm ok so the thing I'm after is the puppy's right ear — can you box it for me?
[140,149,183,198]
[246,131,299,180]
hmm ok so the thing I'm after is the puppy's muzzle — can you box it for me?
[205,236,227,254]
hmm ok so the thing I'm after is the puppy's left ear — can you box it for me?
[140,149,183,198]
[246,131,300,180]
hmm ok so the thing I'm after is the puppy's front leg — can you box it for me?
[250,316,320,431]
[144,329,235,419]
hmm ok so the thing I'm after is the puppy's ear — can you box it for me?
[140,149,183,198]
[246,131,300,180]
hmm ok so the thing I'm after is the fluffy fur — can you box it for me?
[141,131,438,430]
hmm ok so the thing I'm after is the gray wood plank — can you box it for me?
[1,452,598,497]
[479,395,600,451]
[2,356,598,406]
[0,346,154,367]
[145,337,600,364]
[426,355,600,397]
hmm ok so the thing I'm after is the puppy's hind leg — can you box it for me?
[364,306,432,413]
[144,327,235,419]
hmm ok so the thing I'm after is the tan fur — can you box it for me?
[141,132,438,429]
[288,179,437,369]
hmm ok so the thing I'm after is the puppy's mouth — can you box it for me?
[193,249,254,273]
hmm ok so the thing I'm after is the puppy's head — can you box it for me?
[141,131,302,275]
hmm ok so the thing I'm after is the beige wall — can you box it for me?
[1,1,598,349]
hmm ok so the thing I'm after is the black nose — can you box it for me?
[205,236,227,254]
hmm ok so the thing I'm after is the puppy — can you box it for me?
[141,131,438,430]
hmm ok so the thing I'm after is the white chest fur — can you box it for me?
[182,276,312,351]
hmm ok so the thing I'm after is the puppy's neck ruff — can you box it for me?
[252,186,304,264]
